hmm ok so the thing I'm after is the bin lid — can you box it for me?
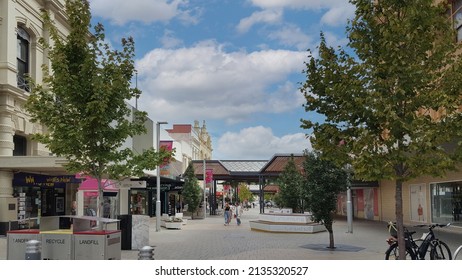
[62,215,119,223]
[74,230,121,235]
[7,229,40,234]
[40,229,73,234]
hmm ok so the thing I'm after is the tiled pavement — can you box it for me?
[2,206,462,260]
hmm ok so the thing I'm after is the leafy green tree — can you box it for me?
[301,151,348,249]
[300,0,462,258]
[182,162,202,219]
[237,183,253,204]
[25,0,172,224]
[277,155,303,212]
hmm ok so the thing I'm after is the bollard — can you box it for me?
[25,240,41,260]
[138,246,155,260]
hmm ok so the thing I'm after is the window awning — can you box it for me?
[78,177,118,192]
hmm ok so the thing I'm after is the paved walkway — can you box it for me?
[121,207,462,260]
[1,206,462,260]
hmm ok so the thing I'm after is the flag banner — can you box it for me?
[160,140,173,176]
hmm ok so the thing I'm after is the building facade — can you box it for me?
[166,120,213,163]
[0,0,73,234]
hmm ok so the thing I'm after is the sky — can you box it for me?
[88,0,356,160]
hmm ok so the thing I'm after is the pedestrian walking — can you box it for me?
[176,201,181,213]
[235,202,242,226]
[224,202,231,226]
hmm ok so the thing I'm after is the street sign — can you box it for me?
[116,180,146,189]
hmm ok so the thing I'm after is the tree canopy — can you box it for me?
[301,151,348,248]
[237,183,253,204]
[25,0,172,219]
[182,162,202,219]
[300,0,462,258]
[277,155,303,212]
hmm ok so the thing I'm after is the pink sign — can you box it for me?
[159,141,173,176]
[205,169,213,184]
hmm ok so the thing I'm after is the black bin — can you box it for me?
[117,215,132,250]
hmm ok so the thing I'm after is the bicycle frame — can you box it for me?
[386,222,450,260]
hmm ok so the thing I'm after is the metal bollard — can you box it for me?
[25,240,41,260]
[138,246,155,260]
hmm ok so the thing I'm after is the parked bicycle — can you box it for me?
[385,221,452,260]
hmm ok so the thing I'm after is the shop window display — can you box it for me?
[130,191,147,215]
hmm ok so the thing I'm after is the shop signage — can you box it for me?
[116,180,146,189]
[13,172,81,187]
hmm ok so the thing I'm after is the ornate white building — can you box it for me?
[0,0,71,234]
[166,120,213,171]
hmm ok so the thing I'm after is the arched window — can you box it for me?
[17,26,30,91]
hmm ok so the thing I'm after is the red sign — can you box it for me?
[205,169,213,184]
[159,141,173,176]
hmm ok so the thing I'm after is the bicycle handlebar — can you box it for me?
[388,222,451,231]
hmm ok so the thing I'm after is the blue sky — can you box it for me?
[88,0,356,160]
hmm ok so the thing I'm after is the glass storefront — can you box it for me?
[130,190,148,215]
[431,181,462,225]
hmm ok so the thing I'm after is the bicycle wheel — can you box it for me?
[385,243,416,260]
[430,241,452,260]
[453,245,462,260]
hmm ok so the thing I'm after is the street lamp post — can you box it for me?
[203,158,206,219]
[156,121,168,232]
[346,164,353,233]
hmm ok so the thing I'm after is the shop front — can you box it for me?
[430,180,462,226]
[12,172,81,230]
[129,177,184,217]
[336,181,379,221]
[77,177,119,219]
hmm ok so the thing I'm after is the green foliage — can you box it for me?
[24,0,173,219]
[237,183,253,203]
[300,0,462,256]
[301,151,348,248]
[277,155,303,212]
[300,0,462,181]
[182,162,202,219]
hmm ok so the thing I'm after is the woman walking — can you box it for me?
[224,202,231,226]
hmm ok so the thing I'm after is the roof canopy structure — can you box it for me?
[192,154,302,183]
[192,153,378,189]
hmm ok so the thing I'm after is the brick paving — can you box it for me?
[2,206,461,260]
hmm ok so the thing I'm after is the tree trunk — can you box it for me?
[325,222,335,248]
[395,178,406,259]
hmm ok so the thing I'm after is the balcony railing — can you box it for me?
[17,75,30,92]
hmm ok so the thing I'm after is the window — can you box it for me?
[17,27,30,91]
[13,134,27,156]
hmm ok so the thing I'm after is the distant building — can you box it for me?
[166,120,213,169]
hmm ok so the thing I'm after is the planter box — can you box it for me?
[163,222,182,230]
[259,213,312,224]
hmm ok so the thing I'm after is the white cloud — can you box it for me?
[135,41,306,125]
[268,24,312,51]
[246,0,355,27]
[320,5,356,27]
[215,126,311,159]
[237,9,283,33]
[89,0,195,25]
[248,0,348,10]
[160,30,183,48]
